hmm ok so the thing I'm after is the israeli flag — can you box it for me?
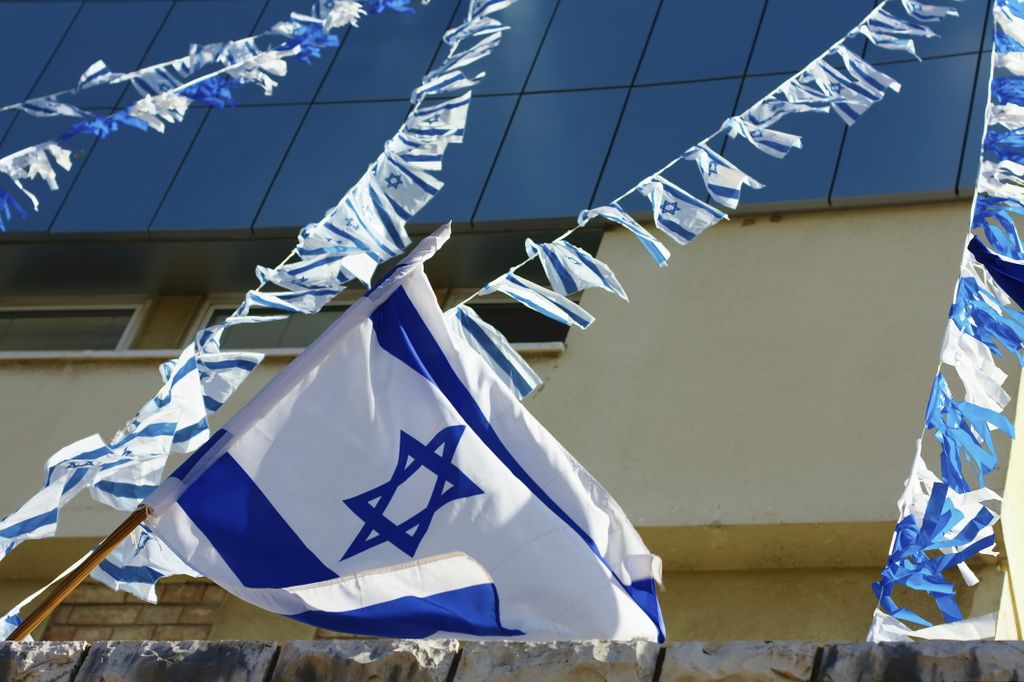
[724,117,802,159]
[482,272,596,329]
[146,226,663,641]
[638,175,727,244]
[372,150,444,223]
[578,205,671,268]
[682,144,763,209]
[525,238,627,300]
[445,304,542,400]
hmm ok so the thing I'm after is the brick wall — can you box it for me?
[41,580,226,642]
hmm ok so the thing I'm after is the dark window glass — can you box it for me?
[475,88,627,223]
[316,0,458,102]
[959,50,990,197]
[637,0,764,84]
[151,104,305,233]
[748,0,872,76]
[469,302,568,343]
[30,1,173,109]
[832,55,975,204]
[526,0,659,92]
[595,80,739,212]
[52,113,204,234]
[207,304,349,348]
[0,308,134,351]
[417,95,517,225]
[0,2,80,106]
[255,100,410,231]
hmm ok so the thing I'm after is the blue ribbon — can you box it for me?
[973,196,1024,259]
[283,23,341,64]
[873,482,997,626]
[364,0,416,14]
[0,188,26,231]
[925,373,1014,492]
[60,109,149,140]
[950,276,1024,364]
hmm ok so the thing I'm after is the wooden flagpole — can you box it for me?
[6,506,149,642]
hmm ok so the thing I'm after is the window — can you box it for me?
[203,303,353,350]
[0,307,140,351]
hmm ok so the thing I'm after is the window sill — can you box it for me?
[0,342,565,363]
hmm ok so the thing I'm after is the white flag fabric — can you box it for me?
[525,238,627,300]
[146,226,663,641]
[445,304,542,400]
[681,144,764,209]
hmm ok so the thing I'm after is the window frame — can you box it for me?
[0,301,147,352]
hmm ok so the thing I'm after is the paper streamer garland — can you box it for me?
[0,0,430,231]
[0,0,518,610]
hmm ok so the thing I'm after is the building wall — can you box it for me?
[0,199,1011,641]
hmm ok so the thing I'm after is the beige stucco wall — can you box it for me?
[0,199,1012,640]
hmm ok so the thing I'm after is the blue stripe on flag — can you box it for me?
[0,508,58,540]
[93,480,158,500]
[370,286,664,640]
[457,309,533,398]
[97,559,164,585]
[176,453,337,589]
[291,584,523,638]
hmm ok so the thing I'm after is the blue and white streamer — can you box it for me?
[525,238,627,300]
[92,526,201,603]
[445,304,543,400]
[637,175,727,244]
[482,273,595,330]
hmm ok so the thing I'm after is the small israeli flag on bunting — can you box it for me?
[900,0,958,23]
[524,238,627,300]
[145,226,662,640]
[854,8,936,59]
[91,526,201,603]
[372,150,444,223]
[578,205,671,267]
[482,272,596,329]
[724,117,803,159]
[445,304,542,400]
[682,144,764,210]
[638,175,727,244]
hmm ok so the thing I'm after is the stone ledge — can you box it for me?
[2,640,1024,681]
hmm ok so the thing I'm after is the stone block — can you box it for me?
[200,587,226,607]
[455,641,660,682]
[135,606,182,625]
[75,640,278,682]
[272,639,459,682]
[0,641,88,682]
[108,626,155,641]
[660,642,818,682]
[71,628,113,642]
[64,584,125,605]
[67,607,138,626]
[152,625,210,640]
[818,641,1024,682]
[160,585,205,605]
[179,606,218,625]
[42,626,76,642]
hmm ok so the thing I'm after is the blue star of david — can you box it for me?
[385,173,403,189]
[661,200,679,216]
[707,160,720,174]
[425,113,441,124]
[345,217,357,228]
[341,425,483,561]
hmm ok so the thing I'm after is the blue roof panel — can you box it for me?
[637,0,764,84]
[832,55,976,203]
[151,104,305,233]
[254,100,410,231]
[30,1,173,110]
[0,2,80,107]
[475,88,627,223]
[748,0,873,76]
[52,112,204,234]
[526,0,659,92]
